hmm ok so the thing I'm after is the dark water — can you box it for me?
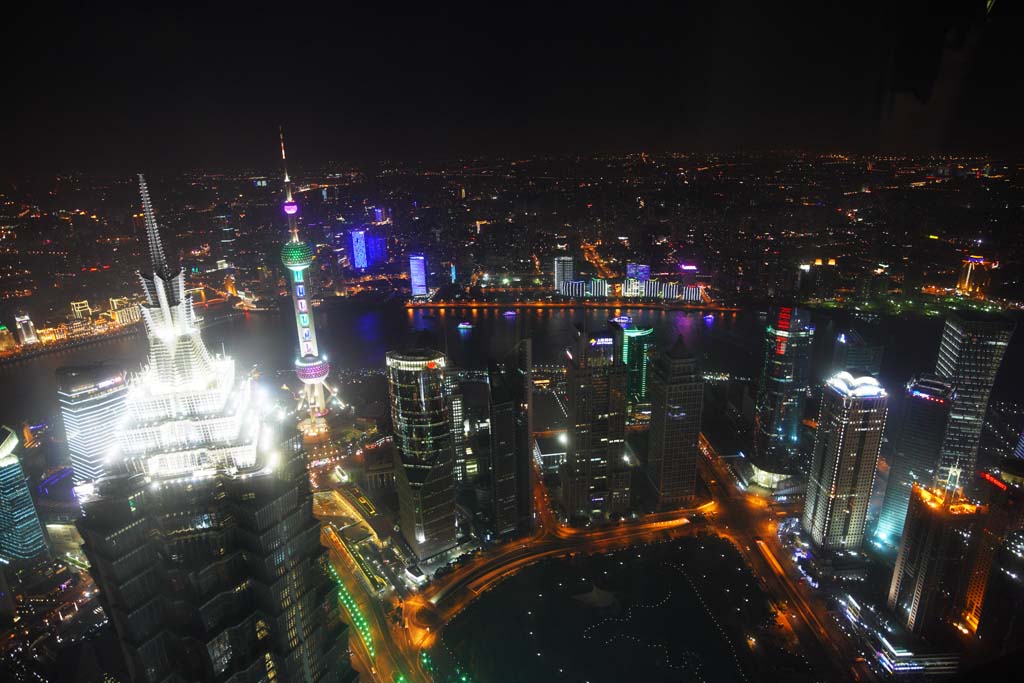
[2,303,1020,430]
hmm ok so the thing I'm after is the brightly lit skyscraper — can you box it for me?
[279,131,331,436]
[409,254,428,297]
[57,364,128,488]
[553,256,574,292]
[611,318,655,405]
[78,175,350,682]
[0,426,48,564]
[387,349,457,561]
[14,314,38,345]
[752,306,815,488]
[803,372,887,551]
[934,311,1015,490]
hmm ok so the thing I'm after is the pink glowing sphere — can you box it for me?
[283,201,299,215]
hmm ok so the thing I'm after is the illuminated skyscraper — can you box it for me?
[803,372,887,551]
[14,314,38,345]
[78,176,350,682]
[647,337,703,509]
[553,256,573,292]
[610,318,654,405]
[888,484,985,638]
[934,312,1015,490]
[57,364,128,487]
[0,426,48,564]
[876,375,954,546]
[752,306,815,487]
[278,132,331,435]
[561,326,630,518]
[387,349,457,561]
[409,254,428,297]
[348,228,368,269]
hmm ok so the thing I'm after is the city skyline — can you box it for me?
[2,7,1024,673]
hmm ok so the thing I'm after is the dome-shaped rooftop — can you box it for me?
[281,240,314,270]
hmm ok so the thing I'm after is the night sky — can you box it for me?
[3,0,1021,173]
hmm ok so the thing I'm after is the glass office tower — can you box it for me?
[387,349,457,561]
[0,426,48,564]
[876,375,954,546]
[934,312,1015,489]
[752,306,815,487]
[803,372,887,551]
[57,364,128,487]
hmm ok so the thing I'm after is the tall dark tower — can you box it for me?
[934,311,1015,490]
[646,337,703,509]
[387,349,457,561]
[488,338,534,537]
[752,306,815,488]
[887,484,986,639]
[78,177,350,683]
[876,374,954,546]
[561,326,630,518]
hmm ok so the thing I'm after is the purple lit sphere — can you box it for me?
[295,357,330,384]
[283,201,299,216]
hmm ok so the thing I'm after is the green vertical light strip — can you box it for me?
[327,563,375,658]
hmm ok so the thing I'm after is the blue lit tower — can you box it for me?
[875,374,954,546]
[278,130,330,435]
[0,426,48,564]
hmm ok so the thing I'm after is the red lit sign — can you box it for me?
[980,471,1007,491]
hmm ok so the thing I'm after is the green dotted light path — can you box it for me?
[328,563,376,659]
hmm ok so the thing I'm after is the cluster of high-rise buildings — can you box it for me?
[737,301,1021,667]
[559,319,704,519]
[551,256,707,302]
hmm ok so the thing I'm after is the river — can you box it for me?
[1,302,1020,431]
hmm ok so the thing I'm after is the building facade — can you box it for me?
[561,327,630,518]
[646,337,703,509]
[14,314,38,345]
[803,372,887,551]
[610,319,654,405]
[876,375,954,546]
[57,364,128,487]
[934,312,1015,490]
[752,306,815,486]
[0,426,48,564]
[387,349,457,561]
[553,256,573,293]
[409,254,428,297]
[887,485,985,638]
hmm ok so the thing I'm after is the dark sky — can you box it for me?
[2,0,1021,173]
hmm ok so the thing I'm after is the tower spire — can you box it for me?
[138,174,169,276]
[279,126,299,242]
[279,125,293,198]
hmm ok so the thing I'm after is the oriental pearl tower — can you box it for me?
[278,129,330,436]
